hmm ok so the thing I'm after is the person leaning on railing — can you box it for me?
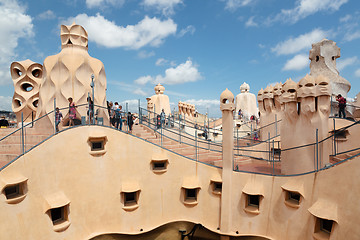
[55,107,63,132]
[68,97,76,127]
[336,94,347,118]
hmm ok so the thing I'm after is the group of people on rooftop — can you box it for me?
[54,98,136,133]
[107,101,135,133]
[51,93,350,134]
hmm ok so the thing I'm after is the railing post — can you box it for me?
[272,140,275,176]
[138,99,141,124]
[87,93,90,126]
[91,74,95,125]
[333,118,336,155]
[179,116,182,144]
[21,112,24,155]
[237,127,239,156]
[195,128,198,162]
[250,123,253,145]
[161,123,163,147]
[316,128,319,172]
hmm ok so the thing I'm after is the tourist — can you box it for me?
[55,107,63,132]
[68,97,76,127]
[87,97,94,124]
[254,131,259,141]
[204,125,209,140]
[114,102,123,130]
[238,109,242,119]
[127,112,134,133]
[108,101,114,126]
[336,94,346,118]
[160,109,166,128]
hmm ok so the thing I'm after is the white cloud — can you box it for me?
[273,0,348,24]
[138,50,155,59]
[339,14,352,22]
[156,58,167,66]
[37,10,56,20]
[343,31,360,42]
[134,75,153,85]
[224,0,253,11]
[337,57,358,71]
[178,25,195,37]
[142,0,183,16]
[245,16,258,27]
[155,59,202,85]
[134,59,202,86]
[0,96,12,111]
[355,69,360,78]
[133,88,147,96]
[0,0,33,85]
[272,29,328,55]
[282,54,309,71]
[67,14,177,49]
[86,0,125,8]
[155,58,176,66]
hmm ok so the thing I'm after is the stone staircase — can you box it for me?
[132,123,281,174]
[0,128,50,168]
[329,149,360,164]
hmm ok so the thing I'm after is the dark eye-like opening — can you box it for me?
[33,99,39,108]
[288,89,296,93]
[32,69,41,78]
[14,99,22,107]
[14,68,22,77]
[316,56,319,62]
[21,83,33,92]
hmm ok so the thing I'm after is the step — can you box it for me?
[1,134,48,144]
[0,154,18,164]
[0,144,35,154]
[0,127,43,137]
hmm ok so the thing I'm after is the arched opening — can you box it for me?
[21,83,33,92]
[32,69,41,78]
[33,99,39,108]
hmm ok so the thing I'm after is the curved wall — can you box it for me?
[0,126,359,239]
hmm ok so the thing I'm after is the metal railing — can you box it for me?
[1,102,359,177]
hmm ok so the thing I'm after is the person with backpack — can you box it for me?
[114,103,123,130]
[336,94,347,118]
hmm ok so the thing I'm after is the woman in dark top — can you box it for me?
[127,112,134,133]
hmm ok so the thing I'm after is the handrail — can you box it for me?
[1,104,359,177]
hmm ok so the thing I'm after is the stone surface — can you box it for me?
[235,82,258,120]
[35,23,108,128]
[149,83,171,115]
[10,59,42,124]
[309,39,351,97]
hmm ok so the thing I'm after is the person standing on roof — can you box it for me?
[160,109,166,128]
[336,94,347,118]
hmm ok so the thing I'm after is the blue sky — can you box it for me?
[1,0,360,117]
